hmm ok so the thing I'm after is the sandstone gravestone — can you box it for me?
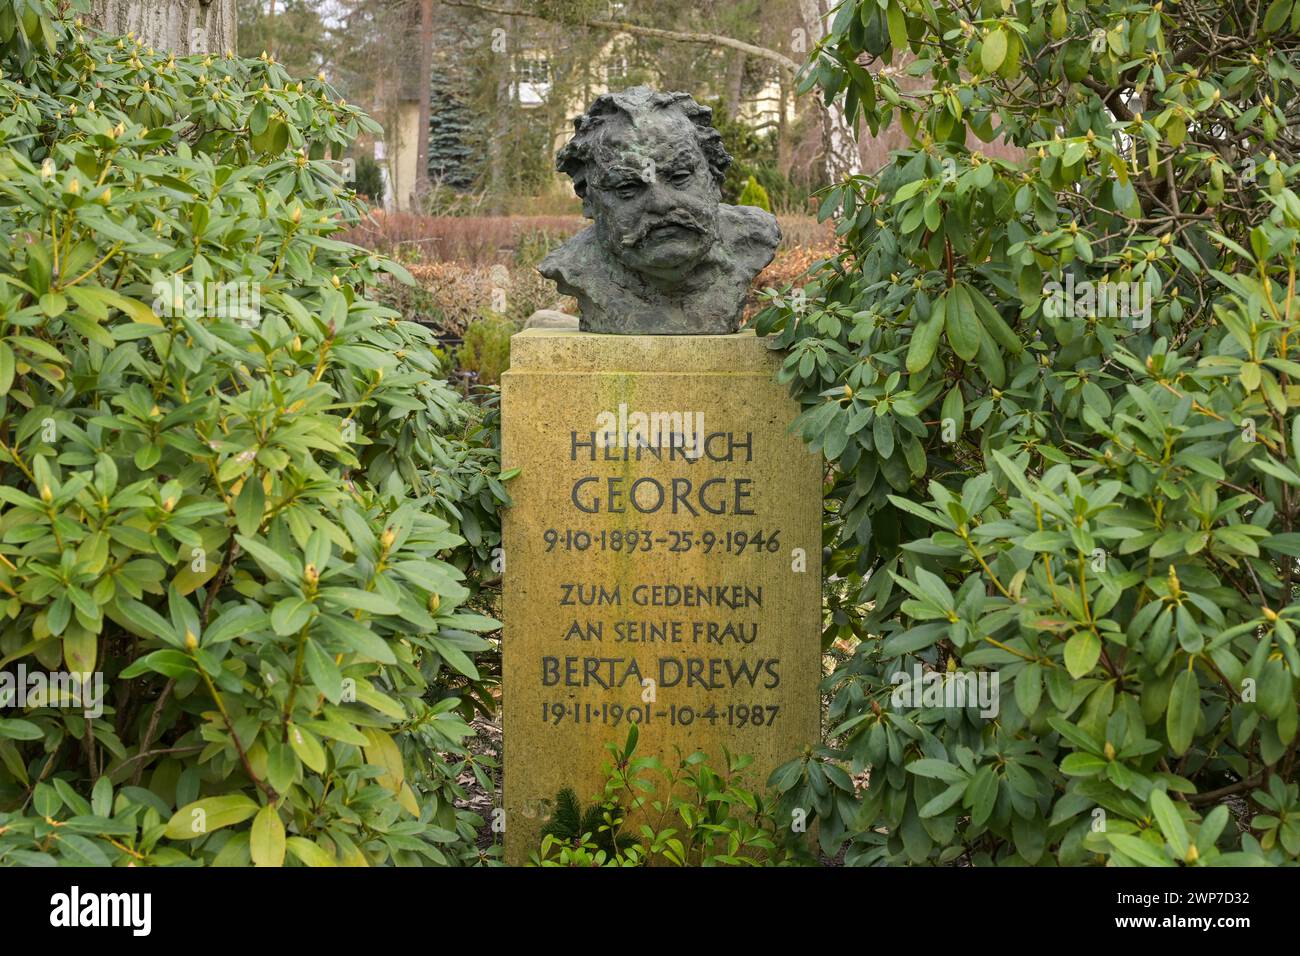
[501,331,821,863]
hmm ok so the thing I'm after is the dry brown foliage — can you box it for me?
[348,211,840,332]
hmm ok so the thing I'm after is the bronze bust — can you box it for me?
[540,87,781,335]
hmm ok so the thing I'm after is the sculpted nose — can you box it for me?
[644,178,675,215]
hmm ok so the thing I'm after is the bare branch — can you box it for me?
[438,0,801,73]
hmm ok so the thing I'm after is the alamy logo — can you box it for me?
[890,664,1000,718]
[595,403,705,458]
[151,275,262,327]
[1042,274,1153,328]
[0,665,103,718]
[49,886,151,936]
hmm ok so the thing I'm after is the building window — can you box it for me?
[518,57,550,85]
[604,56,628,87]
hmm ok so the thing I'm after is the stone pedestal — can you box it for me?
[500,329,821,864]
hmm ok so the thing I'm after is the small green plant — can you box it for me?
[533,726,813,867]
[353,155,385,205]
[456,314,514,386]
[538,787,624,857]
[737,175,772,212]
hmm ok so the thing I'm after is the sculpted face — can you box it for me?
[585,111,720,284]
[541,87,781,333]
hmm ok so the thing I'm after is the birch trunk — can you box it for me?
[798,0,862,183]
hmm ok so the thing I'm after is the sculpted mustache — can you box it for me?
[622,212,708,247]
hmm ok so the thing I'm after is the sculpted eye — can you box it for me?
[670,170,692,186]
[614,182,642,199]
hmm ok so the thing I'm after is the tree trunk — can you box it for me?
[724,50,745,119]
[485,13,512,205]
[798,0,862,183]
[88,0,236,55]
[415,0,435,196]
[777,70,792,179]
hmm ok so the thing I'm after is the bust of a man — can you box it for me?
[539,87,781,335]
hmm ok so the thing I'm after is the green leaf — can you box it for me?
[1048,717,1102,755]
[906,295,945,373]
[267,741,300,794]
[115,598,181,647]
[92,776,113,817]
[1167,667,1200,757]
[1109,833,1174,867]
[304,638,343,702]
[288,723,327,773]
[234,534,299,581]
[918,783,965,818]
[164,795,259,840]
[118,649,198,679]
[1250,456,1300,486]
[430,637,480,679]
[1064,631,1102,678]
[1059,752,1108,775]
[981,28,1008,72]
[873,412,895,458]
[390,559,464,594]
[990,449,1036,499]
[940,385,964,439]
[202,605,267,645]
[98,290,161,325]
[320,587,399,615]
[1197,805,1230,855]
[251,804,286,867]
[0,718,43,741]
[318,614,397,663]
[0,343,14,394]
[1263,0,1293,32]
[1149,789,1189,859]
[885,0,908,50]
[965,766,998,826]
[1262,533,1300,557]
[906,758,968,783]
[286,836,337,867]
[946,284,981,361]
[270,597,314,637]
[235,477,266,537]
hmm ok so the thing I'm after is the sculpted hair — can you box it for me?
[556,86,731,197]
